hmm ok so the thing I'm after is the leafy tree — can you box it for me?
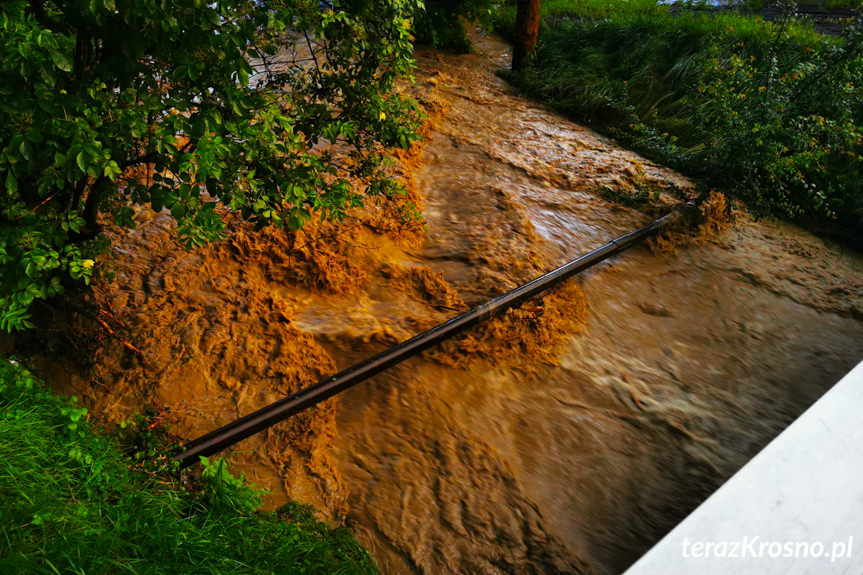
[0,0,420,331]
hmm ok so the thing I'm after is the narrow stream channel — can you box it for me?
[31,32,863,575]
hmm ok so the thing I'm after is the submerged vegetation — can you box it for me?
[495,0,863,245]
[0,358,377,574]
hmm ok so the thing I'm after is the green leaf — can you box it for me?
[51,51,73,73]
[170,202,187,219]
[103,161,121,181]
[7,134,23,157]
[5,173,17,195]
[20,140,32,162]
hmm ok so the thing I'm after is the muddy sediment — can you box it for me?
[22,32,863,575]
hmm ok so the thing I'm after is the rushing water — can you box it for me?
[33,32,863,575]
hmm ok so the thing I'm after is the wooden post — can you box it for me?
[512,0,540,71]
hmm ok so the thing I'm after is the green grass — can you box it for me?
[492,1,863,245]
[0,358,377,575]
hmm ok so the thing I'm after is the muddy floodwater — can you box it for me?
[29,33,863,575]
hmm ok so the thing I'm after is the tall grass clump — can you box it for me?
[0,358,377,575]
[495,1,863,245]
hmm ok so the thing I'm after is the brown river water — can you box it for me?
[21,33,863,575]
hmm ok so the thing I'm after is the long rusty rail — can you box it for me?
[173,210,678,469]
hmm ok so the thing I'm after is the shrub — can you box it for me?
[690,7,863,225]
[0,0,421,331]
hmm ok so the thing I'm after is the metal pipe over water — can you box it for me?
[174,210,679,469]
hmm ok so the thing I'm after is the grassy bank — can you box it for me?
[494,1,863,245]
[0,359,376,574]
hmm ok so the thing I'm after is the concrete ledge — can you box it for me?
[625,360,863,575]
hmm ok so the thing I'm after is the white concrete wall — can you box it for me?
[625,360,863,575]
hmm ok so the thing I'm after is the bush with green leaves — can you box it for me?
[0,357,377,574]
[690,8,863,224]
[0,0,421,331]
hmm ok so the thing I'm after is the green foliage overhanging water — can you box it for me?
[0,0,421,331]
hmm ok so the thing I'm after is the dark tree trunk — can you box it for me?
[75,177,108,241]
[512,0,540,71]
